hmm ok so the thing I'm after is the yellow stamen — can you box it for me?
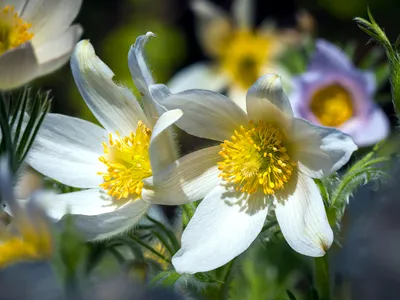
[310,84,354,127]
[0,213,53,268]
[98,121,152,200]
[219,30,280,89]
[218,121,296,195]
[0,6,34,55]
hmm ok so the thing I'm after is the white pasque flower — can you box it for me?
[25,32,183,241]
[0,0,83,90]
[144,74,357,274]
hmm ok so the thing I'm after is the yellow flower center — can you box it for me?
[219,30,279,90]
[0,6,34,55]
[310,84,354,127]
[0,216,52,268]
[218,121,297,195]
[98,121,152,200]
[0,237,41,268]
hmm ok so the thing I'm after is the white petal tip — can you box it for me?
[255,74,283,91]
[145,31,156,37]
[74,40,94,54]
[172,255,194,274]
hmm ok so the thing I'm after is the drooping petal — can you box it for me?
[128,32,160,123]
[308,39,353,73]
[246,74,293,119]
[172,185,268,273]
[31,189,150,241]
[27,113,106,188]
[191,0,233,57]
[161,90,249,141]
[142,146,221,205]
[71,40,149,135]
[167,62,228,94]
[149,109,182,174]
[345,107,390,147]
[0,43,39,90]
[275,173,333,257]
[232,0,254,29]
[22,0,82,45]
[35,24,82,75]
[290,118,357,178]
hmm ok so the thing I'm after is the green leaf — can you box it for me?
[287,290,297,300]
[149,271,181,287]
[355,9,400,121]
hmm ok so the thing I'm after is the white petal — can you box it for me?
[128,32,160,123]
[191,0,232,57]
[27,113,106,188]
[33,189,150,241]
[275,173,333,257]
[35,25,83,74]
[71,40,148,135]
[161,90,249,141]
[227,85,248,112]
[149,109,182,174]
[345,108,390,147]
[0,43,39,90]
[246,74,293,120]
[142,146,221,205]
[22,0,82,45]
[232,0,254,28]
[149,84,171,104]
[172,185,269,273]
[290,119,357,178]
[167,62,228,94]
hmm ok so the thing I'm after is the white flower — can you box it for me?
[0,157,52,268]
[167,0,287,110]
[144,75,357,274]
[0,0,83,90]
[25,33,182,241]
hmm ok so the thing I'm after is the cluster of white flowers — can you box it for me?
[1,0,361,275]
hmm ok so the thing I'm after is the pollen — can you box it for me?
[219,30,280,89]
[0,6,34,55]
[218,121,296,195]
[310,84,354,127]
[98,121,152,200]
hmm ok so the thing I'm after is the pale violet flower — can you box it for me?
[0,0,83,90]
[25,33,183,241]
[168,0,286,110]
[290,39,390,146]
[144,74,357,274]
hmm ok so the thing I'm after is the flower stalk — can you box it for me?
[314,254,331,300]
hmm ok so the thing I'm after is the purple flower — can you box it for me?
[290,39,390,146]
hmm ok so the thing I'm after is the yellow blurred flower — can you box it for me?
[0,159,52,268]
[168,0,291,110]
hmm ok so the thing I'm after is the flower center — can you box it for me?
[218,121,296,195]
[98,121,152,200]
[219,30,279,90]
[0,6,34,55]
[309,84,354,127]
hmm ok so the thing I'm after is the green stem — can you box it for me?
[221,258,236,300]
[314,255,331,300]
